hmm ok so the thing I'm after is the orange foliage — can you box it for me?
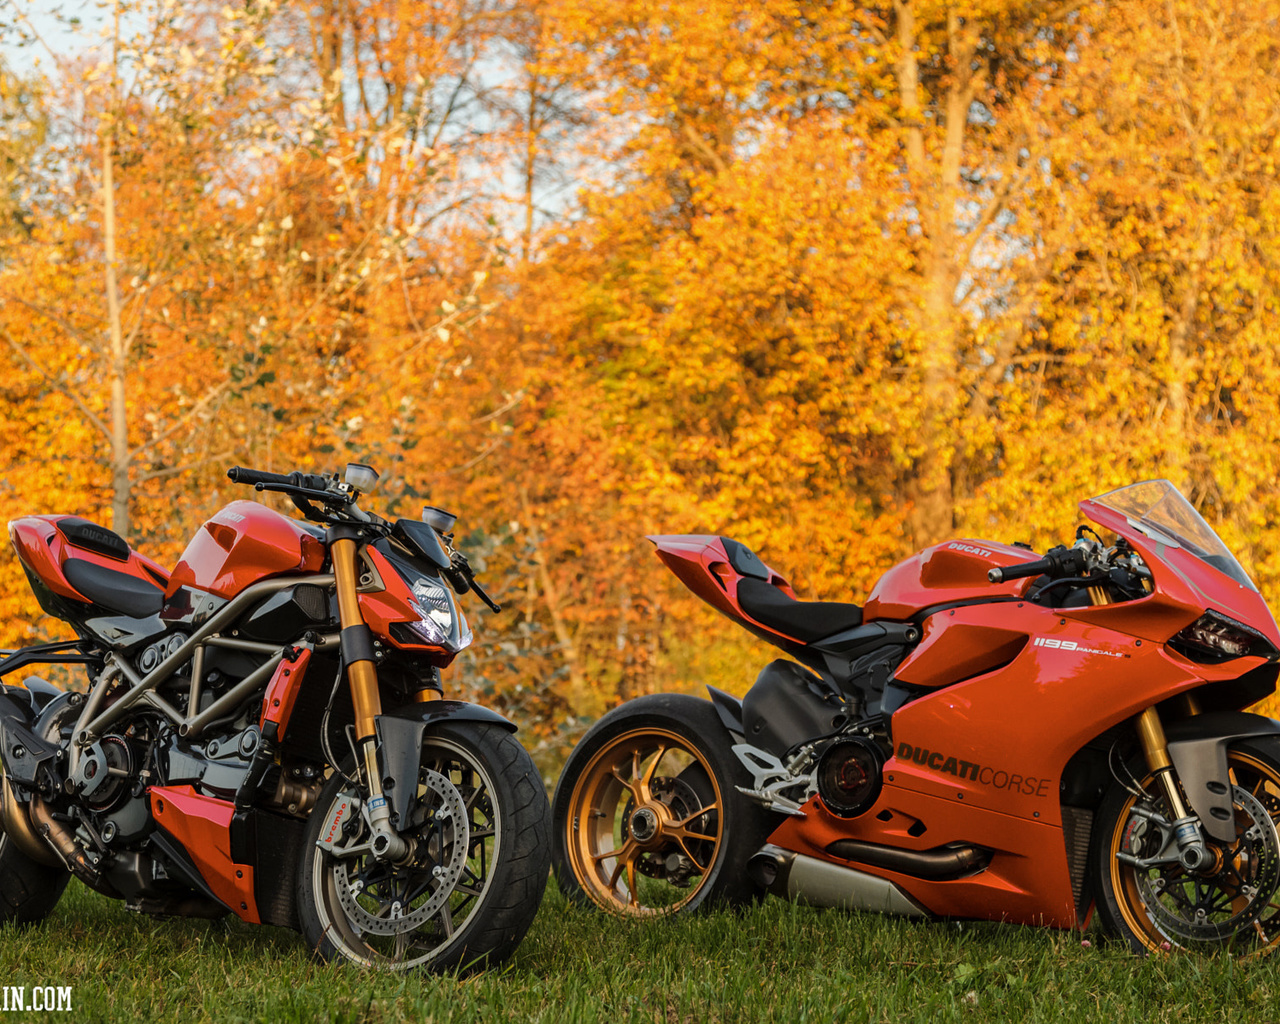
[5,0,1280,745]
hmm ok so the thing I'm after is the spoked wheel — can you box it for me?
[552,693,773,916]
[297,721,550,972]
[1093,740,1280,955]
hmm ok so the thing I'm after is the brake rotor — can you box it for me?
[1135,784,1280,944]
[332,769,470,936]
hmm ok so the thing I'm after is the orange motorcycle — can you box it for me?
[0,464,549,971]
[553,480,1280,953]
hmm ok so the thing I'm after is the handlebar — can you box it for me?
[228,467,333,492]
[987,546,1088,584]
[227,466,292,488]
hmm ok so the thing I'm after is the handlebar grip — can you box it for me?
[227,467,293,487]
[291,473,332,492]
[988,558,1054,584]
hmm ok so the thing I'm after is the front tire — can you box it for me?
[1092,738,1280,955]
[297,721,550,972]
[552,693,774,916]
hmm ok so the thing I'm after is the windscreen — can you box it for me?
[1093,480,1256,590]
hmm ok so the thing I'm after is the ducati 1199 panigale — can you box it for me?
[552,480,1280,953]
[0,464,549,972]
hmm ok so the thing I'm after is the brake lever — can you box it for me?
[466,574,502,614]
[450,551,501,612]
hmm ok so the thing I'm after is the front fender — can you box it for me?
[1167,711,1280,844]
[374,700,518,830]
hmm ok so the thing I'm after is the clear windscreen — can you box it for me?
[1093,480,1256,590]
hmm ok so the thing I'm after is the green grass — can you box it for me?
[3,880,1280,1023]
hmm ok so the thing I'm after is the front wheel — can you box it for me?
[297,721,550,972]
[1092,738,1280,954]
[552,693,775,916]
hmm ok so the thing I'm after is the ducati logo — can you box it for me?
[896,742,1051,797]
[947,542,993,558]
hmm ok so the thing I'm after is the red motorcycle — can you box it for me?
[0,464,549,971]
[552,480,1280,953]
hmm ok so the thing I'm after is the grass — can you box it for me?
[3,880,1280,1023]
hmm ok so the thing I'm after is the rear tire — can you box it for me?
[0,830,69,926]
[552,693,774,916]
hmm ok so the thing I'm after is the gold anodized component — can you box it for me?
[332,536,383,741]
[1135,706,1192,820]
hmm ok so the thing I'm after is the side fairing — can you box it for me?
[165,501,325,601]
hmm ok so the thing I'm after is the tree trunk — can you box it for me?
[104,6,129,539]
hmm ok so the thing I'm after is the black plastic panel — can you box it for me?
[57,517,130,561]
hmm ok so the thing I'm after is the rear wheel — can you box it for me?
[0,829,69,926]
[552,693,773,916]
[1092,739,1280,954]
[297,721,550,972]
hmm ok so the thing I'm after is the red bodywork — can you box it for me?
[166,500,325,601]
[7,492,463,924]
[260,648,313,735]
[8,515,170,608]
[150,786,259,923]
[651,498,1280,927]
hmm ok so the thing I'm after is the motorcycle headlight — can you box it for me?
[1171,610,1278,663]
[402,577,472,653]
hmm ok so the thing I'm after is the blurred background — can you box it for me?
[2,0,1278,769]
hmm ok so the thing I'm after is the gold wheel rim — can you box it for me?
[1108,750,1280,955]
[564,727,723,916]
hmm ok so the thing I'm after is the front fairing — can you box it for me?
[1078,497,1280,650]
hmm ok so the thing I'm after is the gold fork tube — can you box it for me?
[332,537,382,742]
[1136,706,1192,820]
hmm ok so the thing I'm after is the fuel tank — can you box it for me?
[164,501,326,601]
[862,540,1034,622]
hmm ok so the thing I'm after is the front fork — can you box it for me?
[331,529,418,861]
[1135,701,1215,873]
[1093,586,1216,871]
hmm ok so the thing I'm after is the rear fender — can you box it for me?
[374,701,516,831]
[1166,711,1280,844]
[705,685,745,739]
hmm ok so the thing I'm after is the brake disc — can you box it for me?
[333,768,470,936]
[1136,784,1280,944]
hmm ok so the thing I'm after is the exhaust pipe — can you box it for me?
[0,776,61,867]
[826,839,990,880]
[748,844,928,916]
[28,798,107,890]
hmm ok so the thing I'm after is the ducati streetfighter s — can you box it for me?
[552,481,1280,953]
[0,464,550,971]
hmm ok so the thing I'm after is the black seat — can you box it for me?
[736,577,863,644]
[62,558,165,619]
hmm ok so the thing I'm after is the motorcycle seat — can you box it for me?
[62,557,165,619]
[736,577,863,643]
